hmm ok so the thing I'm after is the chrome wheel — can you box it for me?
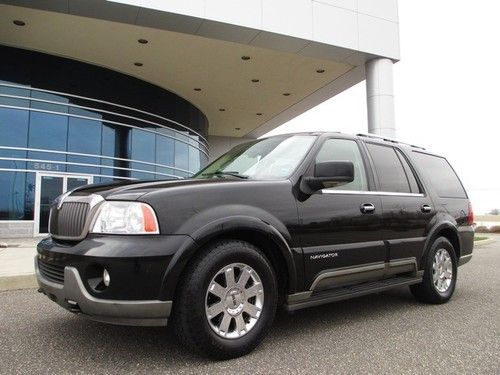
[433,248,453,293]
[205,263,264,339]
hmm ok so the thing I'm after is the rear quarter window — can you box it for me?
[411,151,467,198]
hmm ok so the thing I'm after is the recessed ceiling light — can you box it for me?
[251,79,260,83]
[219,108,226,112]
[138,38,148,44]
[256,113,263,116]
[316,69,325,73]
[283,93,291,96]
[13,20,25,26]
[194,88,202,91]
[134,62,143,67]
[241,56,251,61]
[235,127,241,130]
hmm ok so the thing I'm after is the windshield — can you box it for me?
[194,135,316,180]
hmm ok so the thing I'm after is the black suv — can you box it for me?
[36,132,474,359]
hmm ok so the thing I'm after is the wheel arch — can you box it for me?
[159,216,298,301]
[422,222,461,267]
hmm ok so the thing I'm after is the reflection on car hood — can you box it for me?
[69,178,247,200]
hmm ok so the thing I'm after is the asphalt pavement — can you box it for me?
[1,239,499,374]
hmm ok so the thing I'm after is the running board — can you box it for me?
[285,276,422,312]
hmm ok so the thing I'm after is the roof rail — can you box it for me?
[356,133,425,150]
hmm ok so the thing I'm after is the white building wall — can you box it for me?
[112,0,400,60]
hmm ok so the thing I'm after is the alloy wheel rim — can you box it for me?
[432,248,453,293]
[205,263,264,339]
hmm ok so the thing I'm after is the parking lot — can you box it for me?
[1,239,498,374]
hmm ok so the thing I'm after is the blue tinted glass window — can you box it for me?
[102,125,117,157]
[130,129,155,179]
[0,149,26,169]
[68,111,102,155]
[27,150,66,173]
[175,141,189,171]
[24,172,35,220]
[66,155,100,174]
[155,166,175,180]
[156,135,174,167]
[28,112,68,150]
[100,167,117,178]
[1,46,211,223]
[0,171,26,220]
[189,147,201,173]
[97,177,116,184]
[30,90,69,112]
[27,150,66,162]
[0,108,29,147]
[130,170,155,180]
[131,129,155,162]
[0,84,30,107]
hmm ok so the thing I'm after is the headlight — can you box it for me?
[91,201,159,234]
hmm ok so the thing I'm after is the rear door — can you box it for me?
[364,142,434,270]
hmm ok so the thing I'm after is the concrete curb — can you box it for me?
[0,274,37,292]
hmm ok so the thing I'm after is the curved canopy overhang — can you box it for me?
[0,1,399,138]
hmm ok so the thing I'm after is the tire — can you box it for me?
[172,240,278,359]
[410,237,458,304]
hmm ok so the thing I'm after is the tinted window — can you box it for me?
[395,149,421,194]
[411,152,467,198]
[0,171,27,220]
[130,129,156,179]
[28,112,68,150]
[316,139,368,191]
[366,143,411,193]
[0,108,29,147]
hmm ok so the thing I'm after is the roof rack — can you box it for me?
[356,133,425,150]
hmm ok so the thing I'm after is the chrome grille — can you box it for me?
[38,258,65,284]
[49,202,90,238]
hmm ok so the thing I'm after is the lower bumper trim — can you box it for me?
[35,258,172,327]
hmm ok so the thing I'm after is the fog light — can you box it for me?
[103,269,110,287]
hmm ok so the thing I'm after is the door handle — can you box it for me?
[360,203,375,214]
[421,204,432,213]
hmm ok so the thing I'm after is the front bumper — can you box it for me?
[36,258,172,326]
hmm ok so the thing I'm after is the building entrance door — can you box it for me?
[34,173,92,235]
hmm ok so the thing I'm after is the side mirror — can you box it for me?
[301,161,354,193]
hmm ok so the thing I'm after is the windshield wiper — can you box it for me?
[202,171,249,179]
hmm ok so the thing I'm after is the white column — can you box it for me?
[365,58,396,138]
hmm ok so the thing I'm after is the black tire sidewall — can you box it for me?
[186,241,277,357]
[424,237,458,301]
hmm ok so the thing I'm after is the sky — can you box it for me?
[265,0,499,214]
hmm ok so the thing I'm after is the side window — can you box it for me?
[395,149,421,194]
[315,139,368,191]
[366,143,412,193]
[411,152,467,198]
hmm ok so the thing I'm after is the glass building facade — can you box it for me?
[0,46,209,235]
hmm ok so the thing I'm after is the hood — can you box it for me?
[70,178,242,200]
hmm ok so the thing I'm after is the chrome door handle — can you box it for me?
[360,203,375,214]
[421,204,432,213]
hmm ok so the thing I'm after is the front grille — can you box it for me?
[38,258,65,284]
[49,202,90,238]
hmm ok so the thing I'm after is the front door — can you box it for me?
[35,173,92,235]
[297,138,385,291]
